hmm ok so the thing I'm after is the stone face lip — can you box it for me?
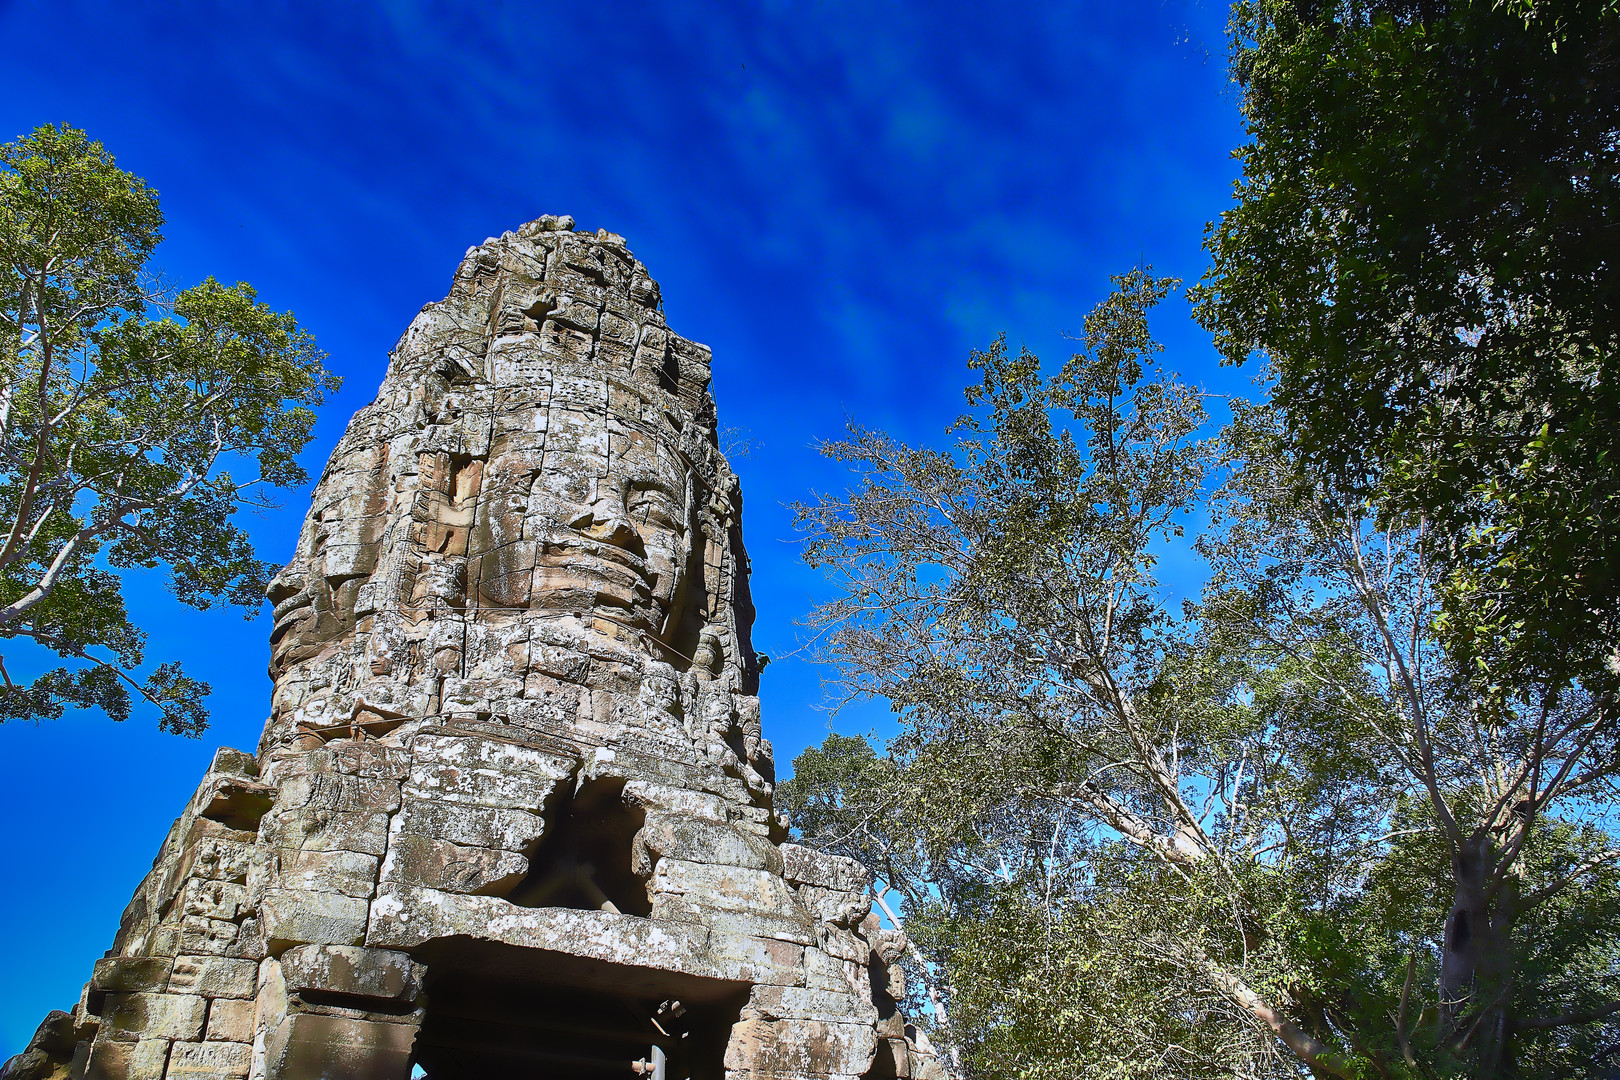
[2,219,948,1080]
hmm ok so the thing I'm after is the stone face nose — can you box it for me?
[569,498,639,549]
[265,570,304,605]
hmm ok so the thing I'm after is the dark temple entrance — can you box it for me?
[408,941,747,1080]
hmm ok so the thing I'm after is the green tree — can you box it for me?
[1200,402,1620,1075]
[791,273,1323,1077]
[1196,0,1620,700]
[0,124,339,734]
[789,273,1620,1077]
[780,736,1288,1079]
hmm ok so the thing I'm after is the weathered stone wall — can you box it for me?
[2,218,946,1080]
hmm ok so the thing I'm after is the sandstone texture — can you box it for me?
[2,217,947,1080]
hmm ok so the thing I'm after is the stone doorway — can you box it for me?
[407,944,747,1080]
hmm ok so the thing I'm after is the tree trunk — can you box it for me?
[1440,834,1516,1076]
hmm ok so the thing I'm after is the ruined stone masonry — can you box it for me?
[3,217,947,1080]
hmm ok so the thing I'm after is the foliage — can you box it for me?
[790,272,1304,1077]
[1201,402,1620,1075]
[0,124,339,734]
[788,274,1620,1077]
[1195,0,1620,698]
[781,739,1299,1079]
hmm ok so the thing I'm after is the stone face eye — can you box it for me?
[628,487,682,532]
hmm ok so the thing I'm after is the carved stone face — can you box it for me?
[472,405,699,637]
[263,221,755,726]
[266,444,389,673]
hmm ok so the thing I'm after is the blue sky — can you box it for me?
[0,0,1247,1054]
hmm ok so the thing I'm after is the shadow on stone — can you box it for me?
[507,777,651,917]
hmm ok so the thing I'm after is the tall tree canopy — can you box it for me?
[0,124,338,734]
[788,273,1620,1078]
[1196,0,1620,698]
[785,3,1620,1076]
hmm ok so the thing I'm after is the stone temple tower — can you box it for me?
[2,217,946,1080]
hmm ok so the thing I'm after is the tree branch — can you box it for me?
[1196,953,1361,1079]
[1511,998,1620,1031]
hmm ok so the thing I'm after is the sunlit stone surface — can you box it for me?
[2,218,945,1080]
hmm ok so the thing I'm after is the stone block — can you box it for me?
[177,916,238,956]
[402,734,573,811]
[380,833,527,893]
[209,747,260,778]
[263,1013,416,1080]
[526,643,592,683]
[265,809,390,856]
[368,885,804,987]
[254,958,289,1041]
[279,773,402,814]
[9,1008,84,1070]
[326,741,411,779]
[280,945,421,1003]
[143,925,181,959]
[81,1037,169,1080]
[262,890,368,949]
[804,948,861,994]
[818,926,873,964]
[168,956,257,999]
[670,904,817,947]
[392,798,545,852]
[596,338,634,371]
[185,838,255,883]
[637,813,780,872]
[180,879,246,921]
[879,1037,913,1078]
[701,930,806,988]
[1,1048,54,1078]
[913,1053,951,1080]
[100,992,206,1042]
[587,746,749,803]
[205,999,256,1043]
[511,680,581,728]
[490,350,553,385]
[622,779,768,828]
[723,1017,878,1078]
[746,985,876,1025]
[410,733,575,777]
[599,311,635,344]
[402,761,563,812]
[871,928,907,967]
[168,1039,250,1077]
[651,859,801,919]
[195,776,276,829]
[781,844,872,893]
[232,916,268,962]
[798,884,872,927]
[539,325,594,365]
[881,962,906,1001]
[276,848,379,898]
[268,744,408,785]
[551,298,600,334]
[90,957,170,994]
